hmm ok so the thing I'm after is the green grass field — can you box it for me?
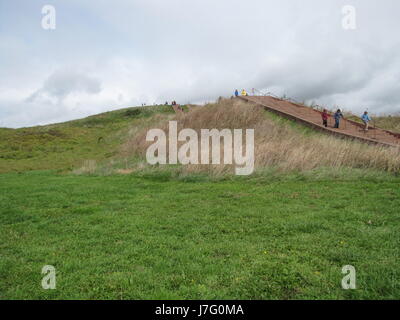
[1,170,399,299]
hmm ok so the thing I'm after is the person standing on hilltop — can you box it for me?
[235,89,239,97]
[321,109,329,127]
[241,89,248,96]
[333,109,344,129]
[361,111,372,131]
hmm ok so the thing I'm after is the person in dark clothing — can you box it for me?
[321,109,329,127]
[333,109,344,128]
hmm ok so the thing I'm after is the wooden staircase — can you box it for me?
[240,96,400,148]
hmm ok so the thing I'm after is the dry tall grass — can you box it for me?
[374,114,400,133]
[120,99,400,175]
[73,160,97,174]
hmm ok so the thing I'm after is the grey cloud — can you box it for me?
[26,69,102,103]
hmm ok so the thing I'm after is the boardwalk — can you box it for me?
[241,96,400,148]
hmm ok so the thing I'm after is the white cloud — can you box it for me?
[0,0,400,128]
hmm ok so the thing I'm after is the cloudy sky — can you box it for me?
[1,0,399,128]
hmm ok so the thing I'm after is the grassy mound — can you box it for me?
[2,99,399,176]
[1,100,400,300]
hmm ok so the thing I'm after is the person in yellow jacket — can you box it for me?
[241,89,248,96]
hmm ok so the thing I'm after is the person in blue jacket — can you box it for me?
[334,109,344,128]
[234,89,239,97]
[361,111,372,131]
